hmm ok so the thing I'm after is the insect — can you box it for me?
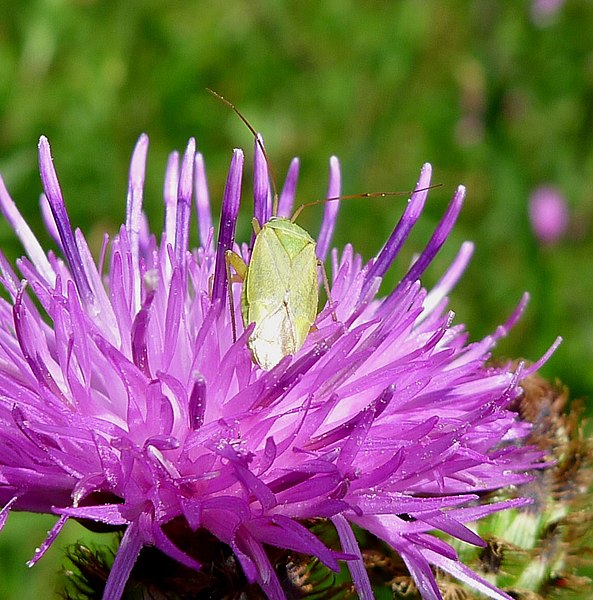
[225,216,320,371]
[208,89,334,370]
[209,89,439,371]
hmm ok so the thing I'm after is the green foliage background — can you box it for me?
[0,0,591,597]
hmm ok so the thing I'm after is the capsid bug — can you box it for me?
[225,215,320,371]
[209,89,439,371]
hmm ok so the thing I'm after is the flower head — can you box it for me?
[531,0,565,25]
[0,134,556,599]
[528,185,569,246]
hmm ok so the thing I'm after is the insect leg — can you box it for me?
[317,259,338,322]
[225,250,248,342]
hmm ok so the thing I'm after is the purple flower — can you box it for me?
[0,135,557,599]
[531,0,565,24]
[529,185,569,245]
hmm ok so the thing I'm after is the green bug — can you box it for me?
[209,89,331,370]
[210,89,435,370]
[225,215,321,371]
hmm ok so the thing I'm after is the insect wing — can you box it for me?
[244,223,291,316]
[244,223,296,369]
[243,219,319,370]
[267,219,318,351]
[286,240,318,350]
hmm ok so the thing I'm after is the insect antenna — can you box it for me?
[290,185,443,222]
[207,88,280,215]
[208,89,443,225]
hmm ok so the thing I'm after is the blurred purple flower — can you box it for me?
[531,0,565,24]
[529,185,569,245]
[0,135,557,600]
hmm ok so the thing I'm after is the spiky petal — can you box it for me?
[0,134,555,600]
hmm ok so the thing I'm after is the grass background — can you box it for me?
[0,0,591,596]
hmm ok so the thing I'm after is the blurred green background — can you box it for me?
[0,0,591,597]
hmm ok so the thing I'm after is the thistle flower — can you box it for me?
[0,134,558,600]
[531,0,565,24]
[428,373,593,599]
[528,185,569,246]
